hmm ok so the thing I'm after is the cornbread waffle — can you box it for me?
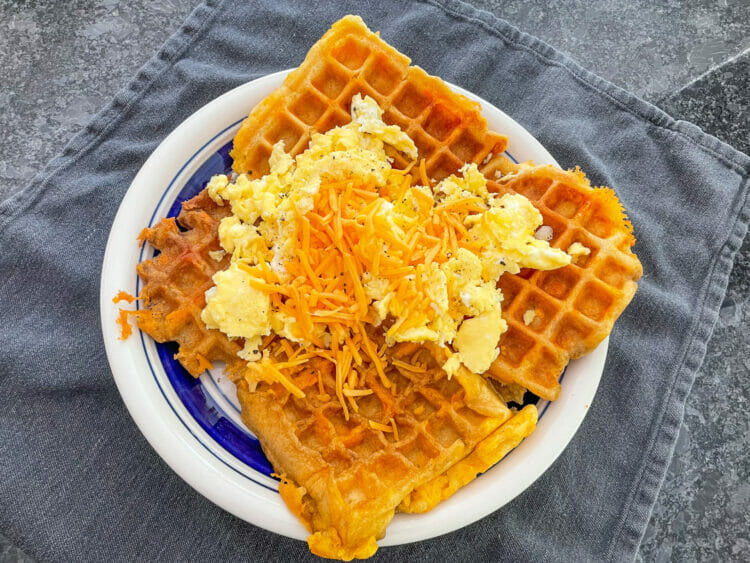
[135,191,245,378]
[236,342,517,559]
[231,15,508,179]
[136,191,537,559]
[481,161,642,400]
[229,14,642,401]
[399,404,537,514]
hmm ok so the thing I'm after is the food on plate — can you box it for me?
[202,93,571,383]
[483,160,641,400]
[228,15,640,402]
[134,189,535,560]
[118,14,642,560]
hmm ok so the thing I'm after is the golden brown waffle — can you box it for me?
[136,192,536,560]
[237,343,522,559]
[135,191,246,378]
[230,15,508,179]
[481,161,642,400]
[399,404,537,514]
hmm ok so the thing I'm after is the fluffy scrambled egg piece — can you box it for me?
[568,242,591,261]
[201,94,571,376]
[202,263,269,361]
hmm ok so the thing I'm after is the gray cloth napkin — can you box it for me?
[1,0,748,561]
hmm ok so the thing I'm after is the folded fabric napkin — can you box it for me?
[1,0,748,560]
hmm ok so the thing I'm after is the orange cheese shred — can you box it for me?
[191,160,508,415]
[116,309,134,340]
[112,290,137,304]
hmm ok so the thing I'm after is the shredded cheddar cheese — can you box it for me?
[113,290,137,304]
[194,95,572,418]
[116,309,134,340]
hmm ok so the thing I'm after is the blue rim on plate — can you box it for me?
[135,125,560,494]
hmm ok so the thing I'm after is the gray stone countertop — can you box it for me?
[1,1,748,561]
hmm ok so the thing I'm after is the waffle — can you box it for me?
[480,161,642,400]
[230,15,508,179]
[399,404,537,514]
[236,343,523,559]
[135,191,246,379]
[136,192,537,560]
[230,15,641,402]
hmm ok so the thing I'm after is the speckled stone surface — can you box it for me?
[1,1,748,561]
[0,0,196,202]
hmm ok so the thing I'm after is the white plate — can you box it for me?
[100,69,607,546]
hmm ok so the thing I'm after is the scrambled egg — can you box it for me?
[362,167,570,375]
[523,309,537,326]
[567,242,591,261]
[202,94,416,360]
[201,263,270,360]
[201,94,571,376]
